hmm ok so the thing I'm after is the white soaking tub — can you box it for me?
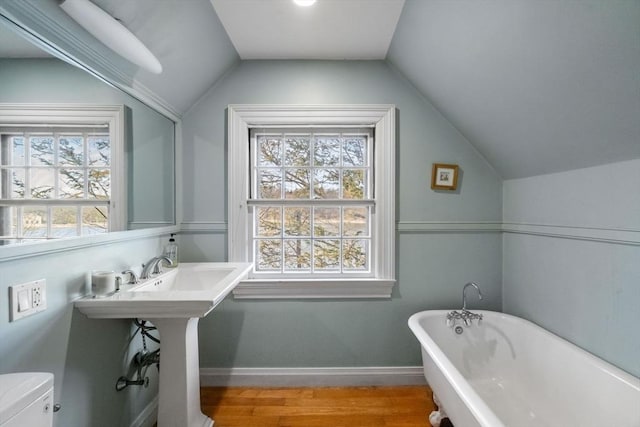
[408,310,640,427]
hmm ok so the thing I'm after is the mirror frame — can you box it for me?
[0,9,181,261]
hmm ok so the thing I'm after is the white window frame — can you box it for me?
[0,104,126,238]
[228,105,396,299]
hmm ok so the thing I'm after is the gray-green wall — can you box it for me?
[502,159,640,377]
[0,236,164,427]
[181,60,503,368]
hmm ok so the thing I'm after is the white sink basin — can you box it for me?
[74,261,252,427]
[75,262,252,319]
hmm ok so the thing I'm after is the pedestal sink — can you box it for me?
[75,262,252,427]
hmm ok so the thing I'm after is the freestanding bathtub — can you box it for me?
[408,310,640,427]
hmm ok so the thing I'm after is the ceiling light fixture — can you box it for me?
[60,0,163,74]
[293,0,317,6]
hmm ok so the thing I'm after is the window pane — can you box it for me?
[59,135,83,166]
[30,169,54,199]
[314,239,340,270]
[284,168,310,199]
[1,136,25,166]
[258,136,282,166]
[343,207,369,237]
[284,135,310,166]
[343,239,368,270]
[256,239,282,271]
[7,169,25,199]
[342,169,365,199]
[51,206,78,238]
[257,207,281,237]
[0,206,17,237]
[88,169,110,199]
[342,136,366,167]
[59,169,85,199]
[88,136,110,166]
[284,239,311,271]
[313,168,339,199]
[284,207,310,236]
[313,207,340,237]
[22,206,47,237]
[314,136,340,166]
[29,136,54,166]
[82,206,108,235]
[258,169,282,199]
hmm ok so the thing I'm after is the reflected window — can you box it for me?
[0,105,124,244]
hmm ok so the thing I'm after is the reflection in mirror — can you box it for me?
[0,21,175,246]
[0,105,124,243]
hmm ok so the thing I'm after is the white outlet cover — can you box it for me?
[9,279,46,322]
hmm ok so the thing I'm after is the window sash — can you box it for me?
[1,132,111,201]
[249,128,373,201]
[250,203,374,277]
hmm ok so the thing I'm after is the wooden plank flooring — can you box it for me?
[199,386,435,427]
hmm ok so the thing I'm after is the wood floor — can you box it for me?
[199,385,436,427]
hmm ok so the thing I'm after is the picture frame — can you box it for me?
[431,163,459,190]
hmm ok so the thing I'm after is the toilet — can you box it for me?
[0,373,54,427]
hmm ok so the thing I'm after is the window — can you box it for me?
[251,128,373,275]
[0,105,125,244]
[228,105,396,298]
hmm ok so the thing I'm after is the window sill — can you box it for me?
[232,279,395,299]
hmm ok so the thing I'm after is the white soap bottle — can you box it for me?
[164,233,178,268]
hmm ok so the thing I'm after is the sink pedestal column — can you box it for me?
[151,317,213,427]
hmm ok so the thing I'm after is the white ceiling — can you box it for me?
[210,0,405,60]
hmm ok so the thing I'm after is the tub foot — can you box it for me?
[430,394,452,427]
[429,411,454,427]
[429,410,444,427]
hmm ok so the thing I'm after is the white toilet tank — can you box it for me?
[0,372,54,427]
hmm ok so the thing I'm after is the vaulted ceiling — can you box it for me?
[388,0,640,179]
[1,0,638,179]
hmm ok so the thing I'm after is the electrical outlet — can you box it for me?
[9,279,47,322]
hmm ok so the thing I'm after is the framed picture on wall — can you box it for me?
[431,163,459,190]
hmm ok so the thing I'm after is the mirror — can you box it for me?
[0,19,175,246]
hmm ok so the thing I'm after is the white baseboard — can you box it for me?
[200,366,426,387]
[130,396,158,427]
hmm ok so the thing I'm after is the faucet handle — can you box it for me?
[121,270,139,284]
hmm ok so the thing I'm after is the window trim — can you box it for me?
[228,105,396,299]
[0,104,126,235]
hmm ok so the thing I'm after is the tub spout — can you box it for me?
[462,282,482,310]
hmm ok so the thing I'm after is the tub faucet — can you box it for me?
[462,282,483,310]
[447,282,484,327]
[140,256,173,280]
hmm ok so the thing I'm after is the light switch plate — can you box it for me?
[9,279,47,322]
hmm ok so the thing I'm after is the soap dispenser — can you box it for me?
[164,233,178,268]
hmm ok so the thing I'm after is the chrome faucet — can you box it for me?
[447,282,484,327]
[462,282,483,310]
[140,256,173,280]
